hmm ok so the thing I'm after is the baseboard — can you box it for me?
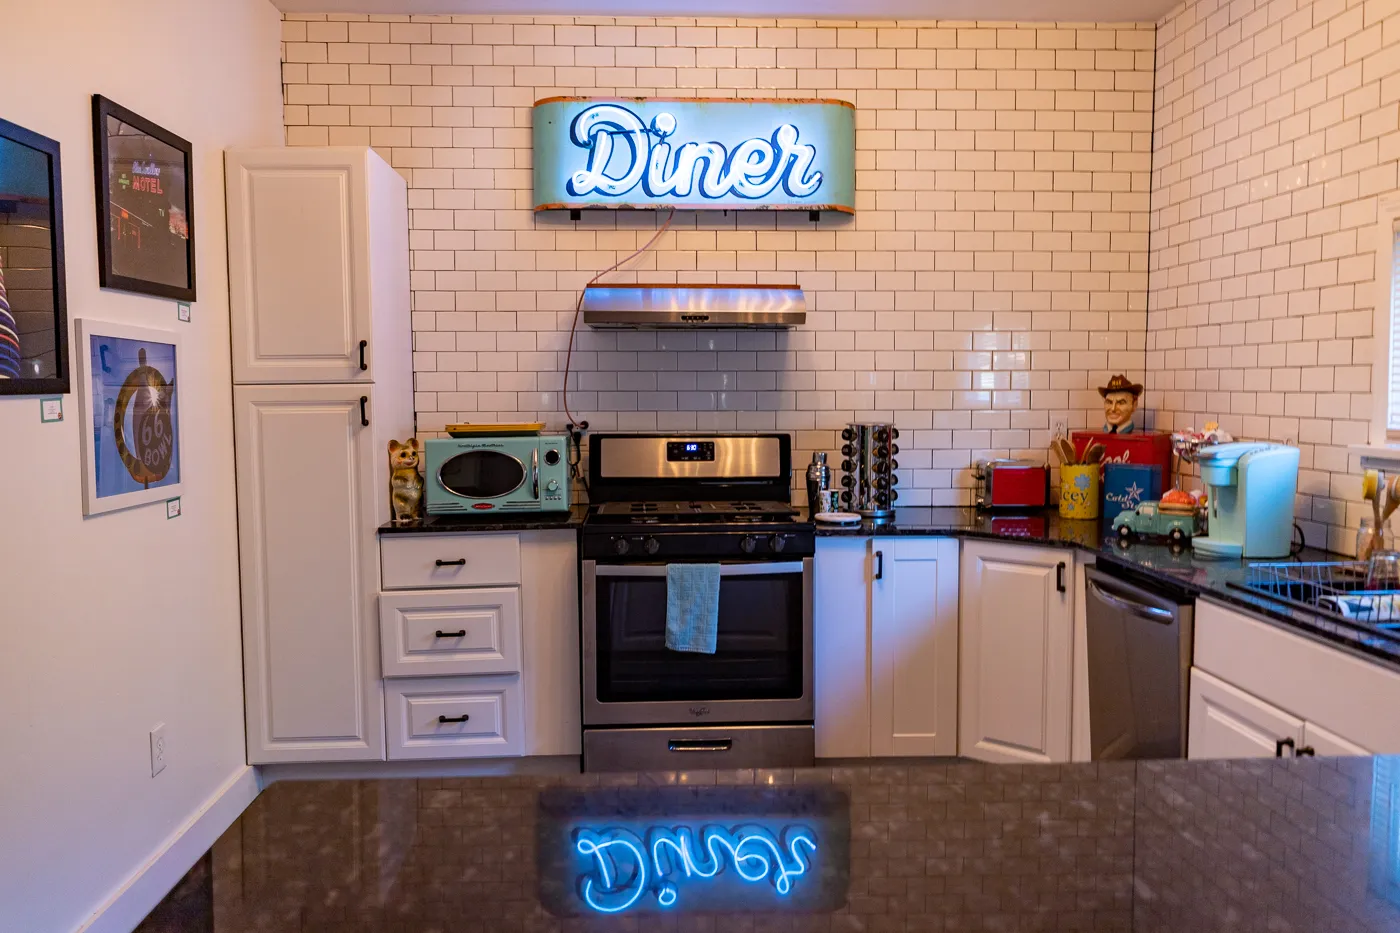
[74,765,261,933]
[259,754,581,783]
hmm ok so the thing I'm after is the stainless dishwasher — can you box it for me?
[1085,564,1195,759]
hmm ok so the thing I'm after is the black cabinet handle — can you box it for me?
[358,339,368,371]
[359,396,369,426]
[1057,561,1067,593]
[434,629,467,638]
[437,714,469,724]
[1296,746,1316,757]
[1275,737,1295,757]
[874,550,884,580]
[435,558,466,567]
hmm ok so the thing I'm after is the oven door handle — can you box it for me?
[592,562,807,578]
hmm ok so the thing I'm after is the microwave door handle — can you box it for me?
[531,448,539,499]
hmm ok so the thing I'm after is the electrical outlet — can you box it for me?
[150,724,167,777]
[1053,419,1067,439]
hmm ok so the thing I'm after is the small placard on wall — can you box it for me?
[40,397,63,422]
[166,497,181,519]
[177,302,191,323]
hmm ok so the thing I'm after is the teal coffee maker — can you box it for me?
[1192,442,1300,559]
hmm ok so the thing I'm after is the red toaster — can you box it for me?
[975,459,1050,509]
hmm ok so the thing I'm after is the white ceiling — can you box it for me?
[270,0,1176,23]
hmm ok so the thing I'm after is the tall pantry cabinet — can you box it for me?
[226,148,413,763]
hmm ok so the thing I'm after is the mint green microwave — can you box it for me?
[424,435,570,514]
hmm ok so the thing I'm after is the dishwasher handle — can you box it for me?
[1086,577,1176,623]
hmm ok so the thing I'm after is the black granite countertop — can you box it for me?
[378,507,585,534]
[820,506,1400,669]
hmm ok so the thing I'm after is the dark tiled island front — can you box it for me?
[204,756,1400,933]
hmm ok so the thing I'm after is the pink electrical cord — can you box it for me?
[561,208,677,432]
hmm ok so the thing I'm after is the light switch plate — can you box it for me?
[150,723,167,776]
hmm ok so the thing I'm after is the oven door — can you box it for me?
[581,559,814,726]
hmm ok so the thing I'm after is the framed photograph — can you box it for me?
[0,116,70,395]
[76,319,182,516]
[92,96,195,301]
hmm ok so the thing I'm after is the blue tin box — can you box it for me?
[1103,462,1162,516]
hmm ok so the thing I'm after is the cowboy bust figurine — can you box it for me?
[1098,374,1143,434]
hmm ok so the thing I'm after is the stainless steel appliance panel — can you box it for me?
[583,724,814,772]
[595,434,784,481]
[1085,565,1194,759]
[581,558,814,726]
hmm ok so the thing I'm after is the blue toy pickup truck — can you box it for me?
[1111,500,1203,544]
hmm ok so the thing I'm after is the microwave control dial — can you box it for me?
[546,479,560,493]
[611,537,630,556]
[644,537,661,555]
[739,535,759,554]
[544,449,560,465]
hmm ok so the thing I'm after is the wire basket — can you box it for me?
[1236,561,1400,627]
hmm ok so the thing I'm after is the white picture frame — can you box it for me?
[76,318,183,516]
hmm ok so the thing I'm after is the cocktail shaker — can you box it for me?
[806,451,830,515]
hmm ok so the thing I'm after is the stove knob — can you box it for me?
[740,535,759,554]
[644,537,661,555]
[770,534,789,553]
[612,537,630,556]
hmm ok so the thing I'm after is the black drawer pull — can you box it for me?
[668,739,732,753]
[874,550,884,580]
[358,339,368,371]
[359,396,369,426]
[434,629,467,638]
[438,714,470,724]
[1275,737,1295,757]
[1296,745,1316,757]
[1056,561,1067,593]
[435,558,466,567]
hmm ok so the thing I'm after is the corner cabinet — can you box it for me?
[958,540,1074,764]
[235,385,386,762]
[813,536,958,758]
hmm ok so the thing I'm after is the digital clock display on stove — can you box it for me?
[666,441,715,462]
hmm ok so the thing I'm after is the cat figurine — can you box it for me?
[388,439,424,524]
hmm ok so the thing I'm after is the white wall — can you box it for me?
[0,1,282,931]
[1148,0,1400,553]
[282,13,1155,505]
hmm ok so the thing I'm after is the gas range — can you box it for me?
[578,433,815,772]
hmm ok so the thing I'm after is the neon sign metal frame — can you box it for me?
[532,97,856,213]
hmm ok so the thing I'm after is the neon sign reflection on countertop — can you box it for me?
[573,823,818,913]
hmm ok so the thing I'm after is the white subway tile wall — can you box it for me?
[1149,0,1400,554]
[281,14,1157,506]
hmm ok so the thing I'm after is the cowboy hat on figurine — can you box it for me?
[1098,374,1143,434]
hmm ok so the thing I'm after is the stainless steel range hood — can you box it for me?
[581,283,806,329]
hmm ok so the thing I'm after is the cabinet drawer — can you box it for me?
[385,676,524,760]
[380,588,521,677]
[380,533,520,589]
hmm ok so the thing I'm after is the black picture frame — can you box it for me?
[92,95,196,302]
[0,116,70,396]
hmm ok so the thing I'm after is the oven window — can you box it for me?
[594,569,804,703]
[438,450,526,499]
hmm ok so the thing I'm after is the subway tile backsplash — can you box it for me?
[280,4,1400,546]
[281,13,1155,507]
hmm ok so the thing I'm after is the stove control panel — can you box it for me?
[589,530,813,561]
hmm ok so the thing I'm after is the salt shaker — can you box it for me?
[806,451,830,516]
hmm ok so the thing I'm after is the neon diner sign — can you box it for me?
[532,97,856,212]
[573,823,818,914]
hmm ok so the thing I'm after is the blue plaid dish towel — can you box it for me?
[664,563,721,654]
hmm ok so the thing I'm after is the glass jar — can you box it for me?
[1358,516,1390,561]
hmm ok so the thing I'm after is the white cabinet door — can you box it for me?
[1187,668,1302,760]
[959,541,1074,763]
[227,148,379,384]
[236,384,384,762]
[871,538,959,756]
[813,537,873,758]
[1301,721,1371,757]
